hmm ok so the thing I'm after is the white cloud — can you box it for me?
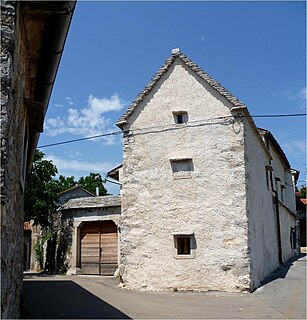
[299,87,306,101]
[201,35,205,42]
[44,94,126,141]
[282,140,306,157]
[69,150,82,158]
[66,96,74,105]
[271,87,306,101]
[45,154,119,177]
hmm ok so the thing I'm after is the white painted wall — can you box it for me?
[244,121,280,289]
[245,124,298,289]
[269,145,298,262]
[120,60,250,292]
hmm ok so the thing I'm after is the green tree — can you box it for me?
[298,185,306,198]
[24,150,58,227]
[56,175,77,193]
[78,173,107,196]
[25,151,108,226]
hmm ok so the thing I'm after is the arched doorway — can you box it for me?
[80,220,118,275]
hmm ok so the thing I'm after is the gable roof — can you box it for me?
[116,50,247,129]
[257,128,291,169]
[57,186,96,198]
[60,196,121,211]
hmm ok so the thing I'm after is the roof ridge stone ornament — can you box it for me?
[116,49,247,129]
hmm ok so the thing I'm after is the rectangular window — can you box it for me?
[281,185,286,202]
[170,158,194,179]
[173,111,188,124]
[266,171,270,189]
[177,236,191,255]
[173,234,196,259]
[265,165,273,190]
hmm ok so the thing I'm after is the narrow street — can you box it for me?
[23,254,306,319]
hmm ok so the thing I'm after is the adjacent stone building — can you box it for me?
[0,2,74,317]
[58,196,121,276]
[115,49,299,292]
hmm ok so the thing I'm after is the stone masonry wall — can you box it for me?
[1,1,27,317]
[120,60,250,292]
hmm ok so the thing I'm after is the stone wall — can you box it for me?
[1,1,25,317]
[63,204,121,272]
[120,60,250,292]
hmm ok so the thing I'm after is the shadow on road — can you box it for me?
[23,280,130,319]
[258,253,306,288]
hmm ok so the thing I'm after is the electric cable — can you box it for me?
[37,112,307,148]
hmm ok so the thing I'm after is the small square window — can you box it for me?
[173,111,188,124]
[173,234,196,259]
[170,158,194,179]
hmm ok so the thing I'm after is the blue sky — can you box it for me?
[38,1,306,194]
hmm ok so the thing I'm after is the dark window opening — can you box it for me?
[280,185,286,202]
[173,111,188,124]
[266,171,270,189]
[177,114,183,124]
[177,236,191,255]
[170,159,194,174]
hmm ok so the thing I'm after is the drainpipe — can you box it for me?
[265,133,283,265]
[272,187,283,264]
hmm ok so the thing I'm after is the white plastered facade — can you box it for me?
[118,56,298,292]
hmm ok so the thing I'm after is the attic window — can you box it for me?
[173,111,188,124]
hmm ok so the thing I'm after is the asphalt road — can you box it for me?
[23,254,306,319]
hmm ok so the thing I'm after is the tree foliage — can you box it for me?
[25,150,108,227]
[56,175,77,192]
[298,185,306,198]
[24,150,58,227]
[78,173,107,196]
[55,173,107,196]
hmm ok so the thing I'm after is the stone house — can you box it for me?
[56,186,96,206]
[115,49,299,292]
[0,1,74,317]
[24,186,96,273]
[57,196,121,276]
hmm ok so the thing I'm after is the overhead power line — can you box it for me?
[37,112,307,149]
[249,113,307,118]
[38,131,122,148]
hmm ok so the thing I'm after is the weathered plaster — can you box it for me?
[120,60,249,292]
[59,198,121,273]
[244,120,280,289]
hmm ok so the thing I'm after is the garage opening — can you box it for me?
[80,220,118,275]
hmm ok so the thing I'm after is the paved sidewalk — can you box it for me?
[23,254,306,319]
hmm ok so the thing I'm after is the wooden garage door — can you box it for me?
[80,221,118,275]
